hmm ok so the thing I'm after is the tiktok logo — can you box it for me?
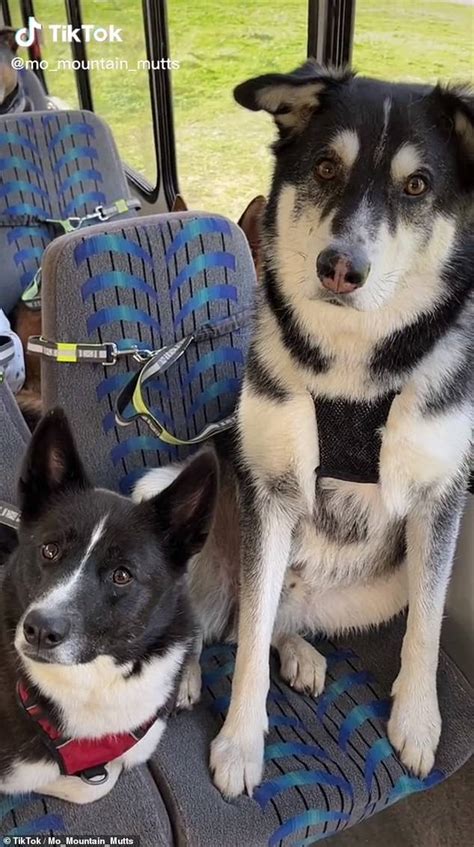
[15,16,42,48]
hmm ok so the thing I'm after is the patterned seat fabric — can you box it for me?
[0,109,136,314]
[40,212,255,493]
[149,620,473,847]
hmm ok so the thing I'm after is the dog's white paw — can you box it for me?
[277,635,327,697]
[210,727,265,798]
[176,658,202,710]
[388,672,441,778]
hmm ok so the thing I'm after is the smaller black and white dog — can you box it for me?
[0,408,217,803]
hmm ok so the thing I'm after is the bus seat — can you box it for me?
[37,211,255,494]
[150,617,473,846]
[0,109,138,315]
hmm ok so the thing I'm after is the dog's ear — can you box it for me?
[435,84,474,161]
[0,27,19,53]
[234,61,353,137]
[238,195,266,279]
[172,194,188,212]
[19,408,90,523]
[146,452,218,571]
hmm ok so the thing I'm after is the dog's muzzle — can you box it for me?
[316,246,370,294]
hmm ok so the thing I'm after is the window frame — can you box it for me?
[307,0,355,66]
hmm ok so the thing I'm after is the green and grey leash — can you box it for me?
[28,312,250,446]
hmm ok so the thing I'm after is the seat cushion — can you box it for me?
[0,765,173,845]
[151,616,474,847]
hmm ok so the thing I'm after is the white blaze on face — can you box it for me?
[373,96,392,165]
[43,514,109,608]
[330,129,360,170]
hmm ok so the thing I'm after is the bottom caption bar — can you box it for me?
[2,838,139,846]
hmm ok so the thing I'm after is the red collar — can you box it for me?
[17,679,155,782]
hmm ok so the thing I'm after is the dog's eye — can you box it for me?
[404,174,429,196]
[41,543,60,561]
[112,567,133,586]
[315,159,338,181]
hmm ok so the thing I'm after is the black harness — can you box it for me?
[315,392,397,484]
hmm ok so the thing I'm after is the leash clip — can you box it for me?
[94,205,112,222]
[102,342,123,366]
[103,343,151,366]
[65,216,83,231]
[132,347,155,363]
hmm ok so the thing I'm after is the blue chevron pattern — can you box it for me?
[1,112,136,314]
[0,796,65,839]
[200,643,445,847]
[75,234,153,267]
[71,214,247,495]
[47,121,96,151]
[81,271,159,302]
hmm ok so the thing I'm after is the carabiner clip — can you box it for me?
[66,216,83,231]
[132,347,155,363]
[95,205,112,222]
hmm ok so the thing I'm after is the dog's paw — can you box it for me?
[277,635,327,697]
[210,727,265,798]
[388,672,441,778]
[176,658,202,710]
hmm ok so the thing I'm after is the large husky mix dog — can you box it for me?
[136,62,473,798]
[0,409,216,803]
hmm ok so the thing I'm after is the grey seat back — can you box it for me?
[39,211,255,493]
[0,109,136,314]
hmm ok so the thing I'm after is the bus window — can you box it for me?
[167,1,309,219]
[28,0,158,187]
[353,0,472,82]
[80,0,157,186]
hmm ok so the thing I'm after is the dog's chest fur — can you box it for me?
[240,275,471,617]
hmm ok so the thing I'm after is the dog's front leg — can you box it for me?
[388,485,466,777]
[210,482,297,797]
[176,631,203,710]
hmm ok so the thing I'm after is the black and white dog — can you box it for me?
[136,63,473,798]
[0,408,217,803]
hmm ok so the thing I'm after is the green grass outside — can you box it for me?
[12,0,474,219]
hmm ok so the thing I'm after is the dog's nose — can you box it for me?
[316,247,370,294]
[23,609,70,650]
